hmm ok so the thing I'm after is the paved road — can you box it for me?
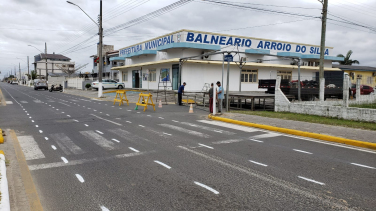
[1,82,375,211]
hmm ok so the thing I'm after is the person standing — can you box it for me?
[178,82,186,106]
[216,81,224,113]
[209,83,214,113]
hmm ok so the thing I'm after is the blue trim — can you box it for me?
[156,43,221,51]
[245,49,270,55]
[277,52,302,57]
[109,57,125,61]
[301,54,344,61]
[124,50,157,58]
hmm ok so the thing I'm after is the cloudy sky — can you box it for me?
[1,0,375,78]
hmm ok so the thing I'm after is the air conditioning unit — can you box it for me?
[256,59,262,63]
[201,51,210,60]
[241,57,247,63]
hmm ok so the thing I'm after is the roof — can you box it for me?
[332,64,376,72]
[41,53,71,60]
[112,58,341,71]
[48,72,79,77]
[119,29,334,51]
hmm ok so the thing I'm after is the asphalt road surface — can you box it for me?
[1,82,375,211]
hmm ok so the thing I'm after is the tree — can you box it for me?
[337,50,360,65]
[30,70,37,80]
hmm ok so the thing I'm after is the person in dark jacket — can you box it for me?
[178,82,186,106]
[209,83,214,113]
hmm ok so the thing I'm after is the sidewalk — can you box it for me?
[222,112,376,144]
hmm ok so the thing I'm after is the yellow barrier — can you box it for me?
[0,128,4,144]
[135,92,156,112]
[182,99,195,104]
[113,90,129,106]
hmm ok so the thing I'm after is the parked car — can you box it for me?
[11,80,18,85]
[351,84,374,97]
[34,79,48,90]
[92,79,125,90]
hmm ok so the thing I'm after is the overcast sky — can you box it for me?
[1,0,375,78]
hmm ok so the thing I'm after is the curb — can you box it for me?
[0,151,10,211]
[208,114,376,151]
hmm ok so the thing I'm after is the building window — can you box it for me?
[241,70,258,83]
[149,69,156,82]
[123,72,128,82]
[367,76,372,84]
[69,64,74,68]
[277,71,292,81]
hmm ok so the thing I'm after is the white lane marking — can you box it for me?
[73,120,79,122]
[100,206,110,211]
[45,137,49,140]
[198,120,259,132]
[293,149,313,154]
[250,138,263,143]
[93,110,97,111]
[127,110,131,111]
[251,133,281,139]
[154,160,171,169]
[61,112,65,113]
[51,145,57,150]
[84,124,89,127]
[17,136,46,160]
[158,117,164,119]
[29,117,31,118]
[100,112,102,113]
[139,125,145,127]
[112,106,115,107]
[95,130,103,134]
[298,176,325,185]
[35,125,39,128]
[56,109,59,111]
[61,157,69,163]
[106,114,110,116]
[194,181,219,194]
[52,107,54,108]
[50,133,85,155]
[75,174,85,183]
[31,120,34,123]
[147,115,151,117]
[90,114,122,126]
[112,139,120,143]
[67,115,71,117]
[159,124,211,138]
[351,163,376,169]
[39,130,43,133]
[80,131,115,150]
[198,143,213,149]
[126,121,132,123]
[137,112,140,114]
[129,147,139,152]
[249,160,268,167]
[163,132,172,136]
[172,120,179,123]
[49,105,51,106]
[5,101,13,104]
[27,114,29,116]
[212,139,243,144]
[180,122,236,135]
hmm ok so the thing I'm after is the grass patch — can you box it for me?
[230,110,376,131]
[350,103,376,109]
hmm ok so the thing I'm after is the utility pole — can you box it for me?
[98,0,103,97]
[19,63,21,81]
[318,0,328,101]
[27,56,30,80]
[45,42,48,81]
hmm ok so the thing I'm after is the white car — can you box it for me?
[11,81,19,85]
[92,79,124,90]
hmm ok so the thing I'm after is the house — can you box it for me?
[333,64,376,88]
[33,53,75,80]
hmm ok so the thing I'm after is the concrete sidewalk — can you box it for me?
[223,112,376,144]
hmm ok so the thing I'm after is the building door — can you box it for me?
[132,70,142,88]
[172,64,179,90]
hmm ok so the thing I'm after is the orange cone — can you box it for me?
[158,100,162,108]
[189,104,194,113]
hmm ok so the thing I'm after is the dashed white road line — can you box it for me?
[129,147,139,152]
[51,145,57,150]
[158,117,164,119]
[75,174,85,183]
[112,139,120,143]
[154,160,171,169]
[67,115,71,117]
[31,120,34,122]
[293,149,313,154]
[93,110,97,111]
[35,125,39,128]
[163,132,172,136]
[84,124,89,127]
[249,160,268,167]
[127,110,131,111]
[106,114,110,116]
[61,157,69,164]
[74,120,79,122]
[126,121,132,123]
[29,117,31,118]
[298,176,325,185]
[250,139,263,143]
[95,130,104,134]
[172,120,179,123]
[39,130,43,133]
[139,125,145,127]
[194,181,219,194]
[351,163,376,169]
[45,137,49,140]
[198,143,213,149]
[100,206,110,211]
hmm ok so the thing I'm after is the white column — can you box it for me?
[343,75,349,107]
[356,78,361,100]
[213,82,217,115]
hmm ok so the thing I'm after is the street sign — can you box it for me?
[224,55,233,62]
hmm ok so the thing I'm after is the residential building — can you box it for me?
[90,45,122,80]
[333,64,376,88]
[33,53,74,79]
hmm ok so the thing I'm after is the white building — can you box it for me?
[112,29,344,91]
[33,53,75,79]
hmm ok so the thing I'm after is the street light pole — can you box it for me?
[318,0,328,101]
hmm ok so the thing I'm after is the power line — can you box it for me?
[210,0,321,10]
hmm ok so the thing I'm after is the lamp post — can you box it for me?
[67,0,103,98]
[28,44,46,79]
[17,57,30,82]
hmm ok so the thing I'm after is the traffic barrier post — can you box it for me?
[113,90,129,106]
[135,92,156,112]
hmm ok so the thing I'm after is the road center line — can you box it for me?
[250,139,263,143]
[61,157,69,164]
[298,176,325,185]
[126,121,132,123]
[73,120,79,122]
[139,125,145,127]
[35,125,39,127]
[51,145,57,150]
[84,124,89,127]
[249,160,268,167]
[111,139,120,143]
[163,132,172,136]
[172,120,179,122]
[39,130,43,133]
[293,149,313,154]
[194,181,219,194]
[154,160,171,169]
[45,137,49,140]
[75,174,85,183]
[351,163,376,169]
[90,114,122,126]
[95,130,103,134]
[31,120,34,122]
[158,117,164,119]
[129,147,139,152]
[198,143,214,149]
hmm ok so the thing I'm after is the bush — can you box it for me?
[85,83,91,89]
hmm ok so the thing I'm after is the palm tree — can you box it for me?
[337,50,360,65]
